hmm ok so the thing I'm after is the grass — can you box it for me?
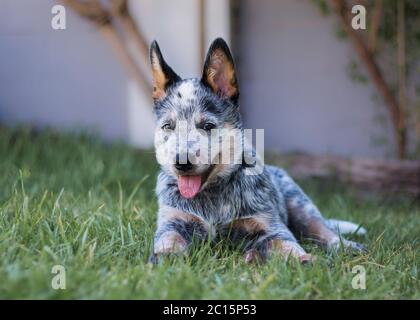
[0,126,419,299]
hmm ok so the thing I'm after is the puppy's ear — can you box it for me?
[150,40,181,102]
[201,38,239,103]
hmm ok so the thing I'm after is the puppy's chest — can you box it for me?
[187,202,261,241]
[184,201,272,243]
[190,196,242,226]
[164,183,278,226]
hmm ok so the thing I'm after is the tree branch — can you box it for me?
[62,0,111,26]
[397,0,407,157]
[198,0,206,67]
[368,0,382,53]
[63,0,152,101]
[330,0,406,158]
[112,0,150,71]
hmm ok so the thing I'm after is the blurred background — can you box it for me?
[1,0,419,193]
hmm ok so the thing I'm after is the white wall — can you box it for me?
[1,0,129,142]
[0,0,230,147]
[236,0,393,157]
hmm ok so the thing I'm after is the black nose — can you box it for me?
[175,155,193,172]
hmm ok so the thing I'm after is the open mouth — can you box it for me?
[177,166,214,199]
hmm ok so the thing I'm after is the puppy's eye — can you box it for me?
[203,122,216,131]
[161,123,173,131]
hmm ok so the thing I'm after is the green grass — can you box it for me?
[0,127,419,299]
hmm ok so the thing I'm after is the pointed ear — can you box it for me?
[201,38,239,103]
[150,40,181,102]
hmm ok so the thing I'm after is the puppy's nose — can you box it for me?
[175,154,193,172]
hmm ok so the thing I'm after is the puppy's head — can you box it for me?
[150,38,241,199]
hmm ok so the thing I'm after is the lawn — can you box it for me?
[0,127,419,299]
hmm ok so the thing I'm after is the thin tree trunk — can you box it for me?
[397,0,407,157]
[368,0,382,53]
[100,25,152,96]
[198,0,206,67]
[330,0,407,159]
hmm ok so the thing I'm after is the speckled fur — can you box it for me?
[149,38,366,264]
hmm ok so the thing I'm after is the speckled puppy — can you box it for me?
[148,38,366,264]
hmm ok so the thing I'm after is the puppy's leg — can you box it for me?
[265,237,314,265]
[149,205,208,263]
[224,216,314,264]
[272,168,365,253]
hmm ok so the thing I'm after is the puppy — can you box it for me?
[149,38,366,264]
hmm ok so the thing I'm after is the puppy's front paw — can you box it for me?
[154,231,188,254]
[148,253,159,265]
[148,251,189,265]
[299,254,316,265]
[243,249,264,264]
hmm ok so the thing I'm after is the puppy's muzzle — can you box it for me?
[174,154,194,173]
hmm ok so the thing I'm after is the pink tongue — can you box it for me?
[178,175,202,199]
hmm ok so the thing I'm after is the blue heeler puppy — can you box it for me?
[149,38,366,264]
